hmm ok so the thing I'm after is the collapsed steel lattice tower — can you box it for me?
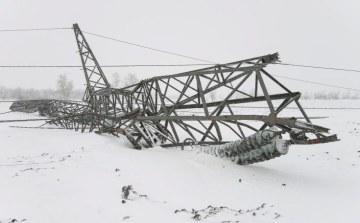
[10,23,338,164]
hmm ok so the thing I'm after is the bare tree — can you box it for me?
[123,73,139,86]
[301,92,313,100]
[351,91,360,100]
[0,86,7,99]
[11,87,25,100]
[209,90,217,102]
[328,91,340,100]
[57,74,74,100]
[342,90,351,99]
[112,72,121,88]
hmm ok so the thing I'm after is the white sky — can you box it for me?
[0,0,359,93]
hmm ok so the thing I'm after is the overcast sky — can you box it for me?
[0,0,359,93]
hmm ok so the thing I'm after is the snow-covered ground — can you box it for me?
[0,101,359,223]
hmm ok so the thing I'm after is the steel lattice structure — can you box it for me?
[9,23,338,162]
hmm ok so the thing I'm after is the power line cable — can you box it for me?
[1,68,359,92]
[82,31,360,73]
[0,118,52,123]
[80,31,360,91]
[0,66,359,91]
[2,27,360,91]
[0,111,13,115]
[1,102,360,109]
[1,63,360,73]
[1,63,360,72]
[0,64,211,68]
[2,28,360,73]
[82,31,217,64]
[0,27,72,32]
[271,74,360,92]
[0,27,215,64]
[275,62,360,73]
[179,107,360,110]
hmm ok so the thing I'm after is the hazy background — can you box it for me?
[0,0,359,95]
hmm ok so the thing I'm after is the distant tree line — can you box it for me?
[5,73,355,101]
[301,91,360,100]
[205,89,360,102]
[0,73,140,101]
[0,74,83,100]
[111,73,139,88]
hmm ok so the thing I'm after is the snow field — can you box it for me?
[0,101,359,223]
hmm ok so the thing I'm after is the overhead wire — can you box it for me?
[0,64,211,68]
[0,111,13,114]
[274,62,360,73]
[82,31,217,64]
[1,102,360,110]
[2,27,360,71]
[1,27,360,91]
[0,27,72,32]
[271,74,360,92]
[81,31,360,74]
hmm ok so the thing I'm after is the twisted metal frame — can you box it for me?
[9,23,338,151]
